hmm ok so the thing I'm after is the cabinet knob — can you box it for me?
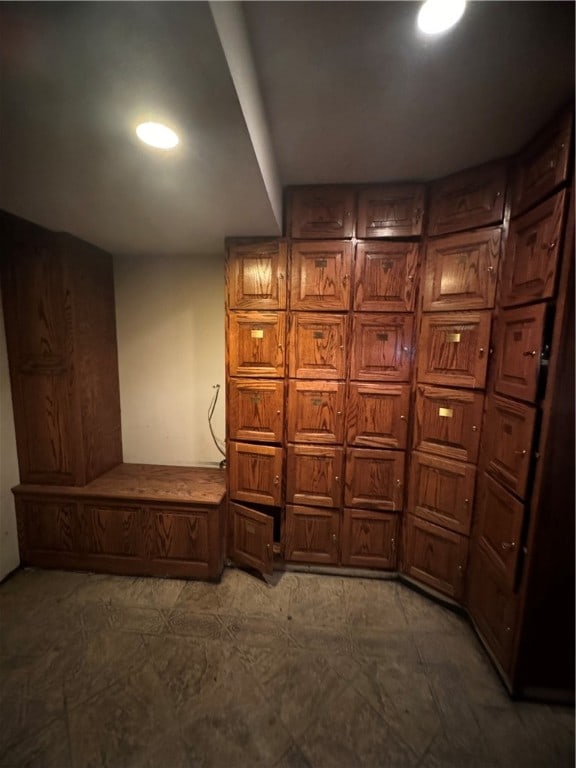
[523,350,537,357]
[403,346,409,353]
[501,541,516,551]
[332,533,337,543]
[542,241,557,250]
[464,498,469,504]
[407,274,415,282]
[514,449,527,456]
[400,415,406,421]
[334,476,340,482]
[479,347,485,357]
[391,537,396,551]
[472,425,478,432]
[337,411,342,416]
[487,265,495,273]
[342,274,349,284]
[273,475,280,485]
[276,410,281,415]
[396,479,402,486]
[278,273,284,280]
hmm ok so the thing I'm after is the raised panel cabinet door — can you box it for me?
[427,161,507,236]
[288,313,347,379]
[228,312,286,378]
[83,504,144,558]
[226,239,287,310]
[493,303,546,403]
[341,508,398,569]
[290,241,353,310]
[422,227,501,311]
[350,313,413,382]
[19,499,80,557]
[228,379,284,443]
[229,502,274,575]
[407,451,476,536]
[228,442,283,507]
[475,472,525,589]
[466,545,517,674]
[500,190,567,307]
[286,444,344,508]
[483,395,536,498]
[356,183,425,238]
[414,385,484,463]
[417,311,491,389]
[403,515,468,601]
[287,186,356,239]
[512,110,573,215]
[354,241,419,312]
[287,380,346,444]
[347,382,410,449]
[344,448,405,511]
[150,506,211,576]
[284,504,340,564]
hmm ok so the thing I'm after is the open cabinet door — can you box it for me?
[229,501,274,576]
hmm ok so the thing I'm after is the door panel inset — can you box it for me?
[494,304,546,403]
[226,240,287,310]
[289,313,347,379]
[354,241,419,312]
[290,241,353,310]
[228,379,284,443]
[228,312,286,378]
[347,382,410,450]
[287,380,345,444]
[344,448,405,511]
[350,314,413,381]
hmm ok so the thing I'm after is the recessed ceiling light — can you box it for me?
[417,0,466,35]
[136,122,179,150]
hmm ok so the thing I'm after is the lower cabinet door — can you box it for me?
[150,506,212,579]
[467,545,518,675]
[17,499,81,563]
[229,502,274,575]
[403,514,468,601]
[284,504,340,564]
[341,508,398,569]
[286,444,344,508]
[344,447,405,510]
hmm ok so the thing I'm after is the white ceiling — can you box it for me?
[0,1,573,258]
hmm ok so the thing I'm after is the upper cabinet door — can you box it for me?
[287,186,356,239]
[512,110,573,216]
[493,303,546,403]
[482,395,536,499]
[228,442,283,507]
[356,184,425,238]
[350,314,413,382]
[500,190,567,308]
[354,241,419,312]
[290,241,353,310]
[289,313,347,379]
[287,380,346,444]
[344,448,405,511]
[228,312,286,378]
[417,311,492,389]
[286,444,344,508]
[347,382,410,450]
[228,379,284,444]
[427,161,507,236]
[226,240,287,311]
[422,228,501,312]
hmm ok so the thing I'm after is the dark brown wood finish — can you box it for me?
[287,186,356,239]
[228,379,284,443]
[350,313,413,382]
[354,241,419,313]
[284,504,340,564]
[422,227,501,312]
[286,444,344,508]
[347,382,410,450]
[344,448,405,511]
[227,311,286,378]
[493,303,546,403]
[289,240,353,311]
[228,442,282,507]
[226,239,287,310]
[341,509,398,569]
[229,502,274,575]
[356,184,425,238]
[288,312,347,379]
[287,380,346,444]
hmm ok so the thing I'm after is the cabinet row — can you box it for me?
[229,189,566,313]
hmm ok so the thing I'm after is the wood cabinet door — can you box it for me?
[288,313,347,379]
[286,444,344,508]
[226,239,287,310]
[344,448,405,511]
[290,241,353,310]
[229,502,274,575]
[483,395,536,498]
[512,110,573,215]
[475,472,524,589]
[347,382,410,450]
[228,442,283,507]
[287,380,345,444]
[417,311,491,389]
[414,385,484,463]
[466,545,517,673]
[228,379,284,443]
[422,228,501,312]
[500,190,567,307]
[354,241,419,312]
[356,184,425,238]
[150,506,211,578]
[18,499,80,560]
[408,451,475,536]
[284,504,340,564]
[403,515,468,601]
[341,508,398,569]
[228,312,286,378]
[350,313,413,382]
[493,303,546,403]
[83,503,144,559]
[288,186,356,239]
[427,161,507,236]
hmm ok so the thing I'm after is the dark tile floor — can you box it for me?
[0,567,573,768]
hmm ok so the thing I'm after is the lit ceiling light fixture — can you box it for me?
[417,0,466,35]
[136,122,179,150]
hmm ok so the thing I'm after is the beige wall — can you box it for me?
[0,292,21,580]
[114,254,226,467]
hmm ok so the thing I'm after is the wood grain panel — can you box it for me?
[422,227,501,311]
[287,186,356,239]
[289,241,353,310]
[287,380,345,444]
[228,379,284,443]
[228,311,286,378]
[226,239,287,310]
[347,382,410,449]
[228,442,283,507]
[353,241,419,312]
[493,303,546,403]
[356,184,425,238]
[350,313,413,381]
[341,508,398,569]
[21,500,79,554]
[284,504,340,564]
[344,448,405,511]
[229,502,273,575]
[151,508,210,564]
[83,503,143,558]
[288,312,347,379]
[286,444,344,508]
